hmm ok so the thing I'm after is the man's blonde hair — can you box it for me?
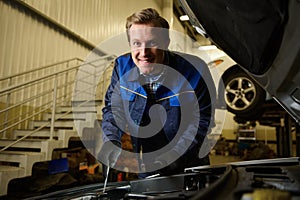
[126,8,170,41]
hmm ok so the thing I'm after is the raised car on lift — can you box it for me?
[179,0,300,124]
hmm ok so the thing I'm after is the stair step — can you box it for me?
[43,112,87,120]
[0,165,25,196]
[13,129,78,148]
[0,139,45,149]
[0,151,45,176]
[71,100,102,107]
[56,106,97,113]
[13,129,58,139]
[29,120,77,129]
[0,139,63,160]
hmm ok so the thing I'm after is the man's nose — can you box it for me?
[139,46,150,55]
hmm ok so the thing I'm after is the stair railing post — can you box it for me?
[63,61,70,106]
[2,78,12,139]
[50,74,58,140]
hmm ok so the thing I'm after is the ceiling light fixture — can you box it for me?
[179,15,189,21]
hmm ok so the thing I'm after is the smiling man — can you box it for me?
[98,8,215,178]
[128,24,169,75]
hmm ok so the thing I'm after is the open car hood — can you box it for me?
[179,0,300,124]
[24,157,300,200]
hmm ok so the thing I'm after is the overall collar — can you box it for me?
[123,51,183,99]
[127,50,170,82]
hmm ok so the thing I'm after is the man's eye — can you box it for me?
[149,41,158,47]
[132,41,141,46]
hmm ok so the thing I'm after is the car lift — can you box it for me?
[258,100,300,157]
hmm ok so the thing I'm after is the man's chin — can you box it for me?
[138,66,154,75]
[140,70,153,75]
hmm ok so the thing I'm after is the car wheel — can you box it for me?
[221,67,266,119]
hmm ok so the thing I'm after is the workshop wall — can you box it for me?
[0,0,181,78]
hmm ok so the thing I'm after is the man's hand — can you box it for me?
[97,140,122,168]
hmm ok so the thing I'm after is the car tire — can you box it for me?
[221,67,266,120]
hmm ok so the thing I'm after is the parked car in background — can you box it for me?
[193,45,267,122]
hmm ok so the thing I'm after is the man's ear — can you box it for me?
[162,38,170,50]
[126,30,130,43]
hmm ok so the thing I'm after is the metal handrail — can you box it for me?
[0,58,82,137]
[0,55,115,152]
[0,79,107,153]
[0,79,79,128]
[0,105,51,135]
[0,59,89,96]
[0,58,82,82]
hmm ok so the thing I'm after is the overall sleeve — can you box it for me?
[101,60,126,143]
[173,56,216,156]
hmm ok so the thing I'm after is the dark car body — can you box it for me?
[179,0,300,124]
[23,157,300,200]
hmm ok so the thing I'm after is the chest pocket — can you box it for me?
[120,86,144,101]
[168,91,196,107]
[169,96,180,106]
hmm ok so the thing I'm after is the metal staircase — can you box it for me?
[0,55,114,196]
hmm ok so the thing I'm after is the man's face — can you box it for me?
[128,23,170,75]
